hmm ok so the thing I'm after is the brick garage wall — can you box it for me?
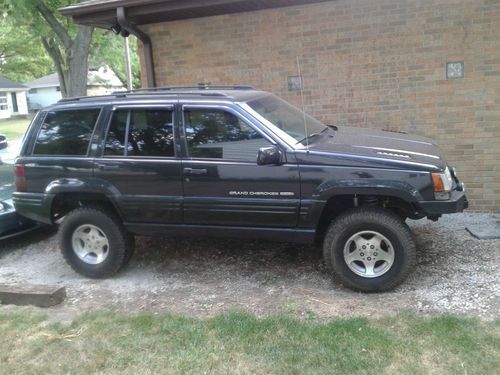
[140,0,500,211]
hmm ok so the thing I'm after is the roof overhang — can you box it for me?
[26,84,58,89]
[59,0,331,29]
[0,87,28,92]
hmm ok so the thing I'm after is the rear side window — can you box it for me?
[104,108,174,157]
[33,109,100,156]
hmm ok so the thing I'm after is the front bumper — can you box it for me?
[417,190,468,216]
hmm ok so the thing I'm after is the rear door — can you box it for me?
[180,103,300,228]
[94,104,183,224]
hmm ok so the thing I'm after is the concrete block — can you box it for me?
[466,219,500,240]
[0,284,66,308]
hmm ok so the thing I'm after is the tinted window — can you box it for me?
[104,110,127,156]
[104,109,174,157]
[33,109,100,155]
[184,109,269,161]
[128,110,174,157]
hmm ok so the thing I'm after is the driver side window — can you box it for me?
[183,108,270,161]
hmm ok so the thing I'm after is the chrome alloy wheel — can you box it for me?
[71,224,110,265]
[343,231,395,278]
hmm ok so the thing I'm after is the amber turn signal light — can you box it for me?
[432,173,445,192]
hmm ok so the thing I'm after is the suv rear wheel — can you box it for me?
[59,206,134,278]
[323,207,416,292]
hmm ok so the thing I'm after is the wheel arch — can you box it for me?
[46,178,123,222]
[314,186,422,243]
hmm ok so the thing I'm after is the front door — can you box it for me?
[94,105,183,224]
[181,105,300,228]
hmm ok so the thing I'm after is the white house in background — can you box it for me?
[24,74,62,110]
[0,76,29,120]
[25,66,125,110]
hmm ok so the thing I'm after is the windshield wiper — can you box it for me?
[295,127,330,145]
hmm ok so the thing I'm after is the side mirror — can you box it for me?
[257,145,282,166]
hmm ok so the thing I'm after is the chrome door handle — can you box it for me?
[183,167,207,175]
[96,163,120,170]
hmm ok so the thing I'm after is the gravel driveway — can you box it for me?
[0,213,498,321]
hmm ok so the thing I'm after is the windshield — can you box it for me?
[246,94,327,146]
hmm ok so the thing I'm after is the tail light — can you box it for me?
[15,164,27,192]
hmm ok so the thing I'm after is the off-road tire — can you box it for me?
[59,206,134,278]
[323,207,416,292]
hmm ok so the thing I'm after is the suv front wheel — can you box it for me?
[59,206,134,278]
[323,207,416,292]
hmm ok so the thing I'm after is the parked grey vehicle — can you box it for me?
[0,156,37,240]
[12,86,467,291]
[0,134,7,150]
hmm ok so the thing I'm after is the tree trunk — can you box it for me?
[41,37,68,97]
[66,26,93,97]
[33,0,94,98]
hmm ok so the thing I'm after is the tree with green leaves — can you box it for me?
[3,0,93,97]
[2,0,141,94]
[91,32,141,90]
[0,15,52,82]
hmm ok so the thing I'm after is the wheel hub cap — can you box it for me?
[343,231,395,278]
[71,224,109,265]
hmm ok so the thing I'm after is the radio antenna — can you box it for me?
[296,56,309,152]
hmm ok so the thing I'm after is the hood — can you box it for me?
[309,126,447,171]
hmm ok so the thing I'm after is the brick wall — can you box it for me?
[140,0,500,211]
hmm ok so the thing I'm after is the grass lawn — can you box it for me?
[0,311,498,374]
[0,118,31,141]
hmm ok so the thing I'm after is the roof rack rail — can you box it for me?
[58,96,88,103]
[112,84,254,95]
[56,84,254,104]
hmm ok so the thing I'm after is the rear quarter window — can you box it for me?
[32,108,101,156]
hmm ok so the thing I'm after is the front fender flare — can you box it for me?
[314,179,423,202]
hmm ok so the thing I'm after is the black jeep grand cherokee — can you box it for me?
[13,86,467,292]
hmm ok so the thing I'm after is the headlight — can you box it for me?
[450,167,458,179]
[432,167,453,200]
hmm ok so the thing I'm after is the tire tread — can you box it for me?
[59,206,133,278]
[323,207,416,292]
